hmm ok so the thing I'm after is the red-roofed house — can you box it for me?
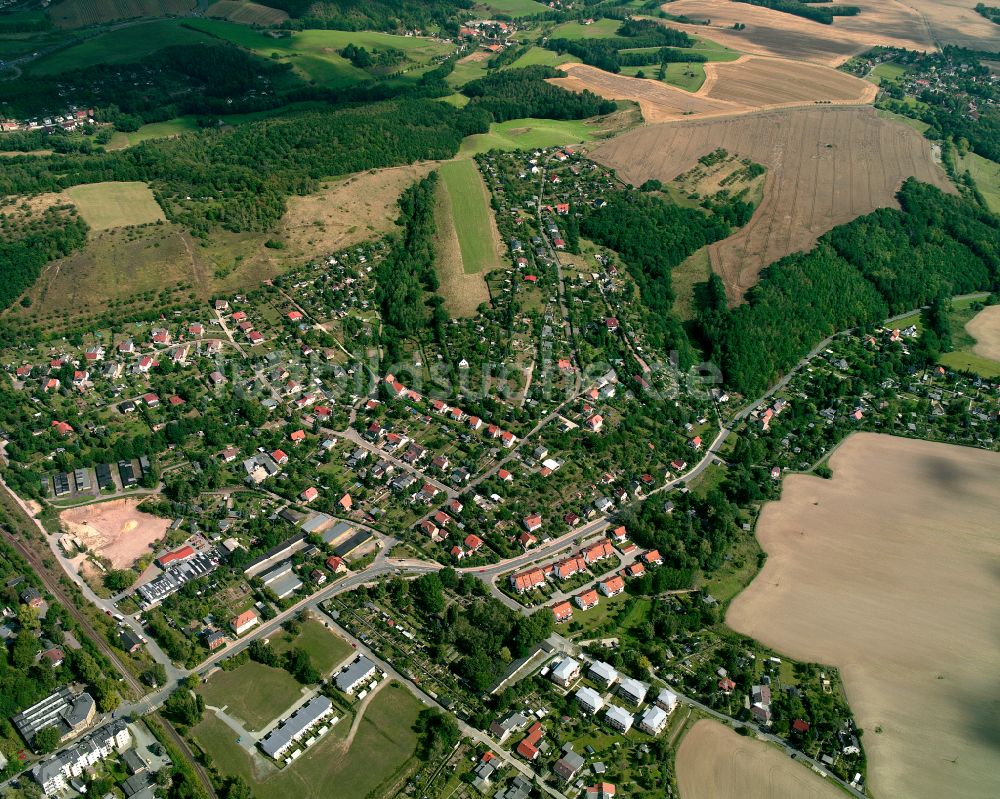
[231,609,259,635]
[326,556,346,573]
[290,429,306,443]
[500,430,516,448]
[552,601,573,623]
[523,514,542,533]
[582,539,614,565]
[585,784,616,799]
[510,568,545,594]
[451,546,464,561]
[498,468,513,482]
[575,589,599,611]
[643,550,663,566]
[51,421,73,437]
[689,436,702,450]
[287,310,303,322]
[464,533,483,553]
[600,575,625,597]
[519,532,537,549]
[516,722,544,761]
[300,486,319,503]
[338,493,352,512]
[272,449,288,465]
[626,562,646,578]
[143,392,159,407]
[585,414,603,432]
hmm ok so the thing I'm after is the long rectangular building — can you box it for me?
[335,656,376,694]
[259,696,334,759]
[137,549,220,607]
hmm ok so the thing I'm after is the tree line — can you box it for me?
[545,18,695,74]
[461,65,617,122]
[732,0,860,24]
[698,180,1000,395]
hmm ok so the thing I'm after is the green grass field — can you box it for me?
[478,0,548,16]
[197,661,305,731]
[184,20,453,88]
[958,152,1000,213]
[508,45,581,70]
[938,350,1000,377]
[64,182,165,230]
[448,54,490,88]
[28,20,213,74]
[687,35,742,62]
[620,61,706,91]
[124,117,201,145]
[869,61,911,85]
[550,18,622,39]
[270,618,354,677]
[192,682,423,799]
[439,160,502,274]
[459,117,596,155]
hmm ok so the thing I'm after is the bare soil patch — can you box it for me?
[590,106,951,303]
[659,1,934,66]
[60,498,171,570]
[727,433,1000,799]
[677,719,845,799]
[965,304,1000,363]
[277,164,434,258]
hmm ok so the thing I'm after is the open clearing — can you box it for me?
[192,681,423,799]
[63,182,165,231]
[550,57,874,124]
[48,0,194,29]
[204,0,288,26]
[197,661,305,731]
[965,304,1000,363]
[958,152,1000,213]
[60,498,171,570]
[590,106,951,302]
[727,433,1000,799]
[657,0,935,66]
[270,617,354,677]
[677,719,844,799]
[439,160,502,276]
[433,169,491,318]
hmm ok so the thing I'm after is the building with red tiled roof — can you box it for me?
[231,609,259,635]
[523,513,542,532]
[464,533,483,552]
[582,539,614,565]
[642,550,663,566]
[290,429,306,443]
[300,486,319,503]
[552,601,573,623]
[626,562,645,578]
[600,575,625,597]
[516,722,544,760]
[158,545,195,568]
[510,568,545,594]
[554,555,587,581]
[575,589,599,611]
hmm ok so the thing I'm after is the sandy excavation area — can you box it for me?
[658,0,935,66]
[590,106,951,303]
[676,719,845,799]
[727,433,1000,799]
[965,304,1000,363]
[551,57,873,124]
[61,498,171,570]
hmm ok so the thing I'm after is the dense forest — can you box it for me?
[582,190,731,362]
[268,0,472,33]
[0,43,296,124]
[462,66,617,122]
[0,205,89,312]
[699,180,1000,395]
[974,3,1000,24]
[545,18,694,73]
[732,0,860,24]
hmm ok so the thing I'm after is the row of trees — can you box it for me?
[699,180,1000,395]
[732,0,860,24]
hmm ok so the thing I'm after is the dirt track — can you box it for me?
[590,106,952,303]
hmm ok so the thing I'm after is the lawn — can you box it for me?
[439,159,502,275]
[869,61,911,84]
[28,20,213,73]
[459,117,596,155]
[270,618,354,677]
[191,682,424,799]
[938,350,1000,378]
[687,35,742,62]
[124,117,201,145]
[63,182,165,230]
[197,661,305,731]
[957,152,1000,213]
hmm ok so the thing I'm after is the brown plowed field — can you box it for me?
[590,106,952,303]
[658,0,935,66]
[552,57,873,124]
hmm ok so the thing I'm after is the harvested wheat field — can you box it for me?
[658,0,933,66]
[552,58,873,124]
[904,0,1000,51]
[677,720,844,799]
[61,498,171,570]
[552,64,739,123]
[965,304,1000,363]
[702,56,876,108]
[590,106,951,302]
[727,433,1000,799]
